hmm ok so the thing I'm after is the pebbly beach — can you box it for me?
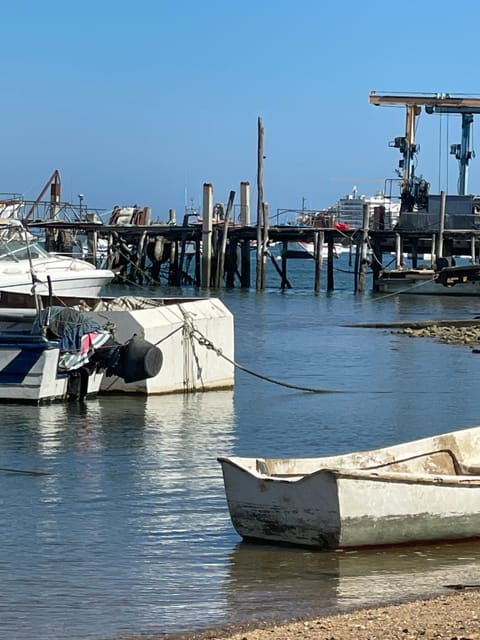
[160,589,480,640]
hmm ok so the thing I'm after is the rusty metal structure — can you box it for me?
[369,91,480,210]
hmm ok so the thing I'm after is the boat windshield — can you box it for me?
[0,238,50,262]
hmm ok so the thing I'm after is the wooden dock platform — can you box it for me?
[25,217,480,293]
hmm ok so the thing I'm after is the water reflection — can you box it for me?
[0,392,237,640]
[3,271,480,639]
[224,540,480,625]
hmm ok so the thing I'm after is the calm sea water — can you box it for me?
[2,255,480,640]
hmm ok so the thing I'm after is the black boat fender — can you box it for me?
[114,335,163,383]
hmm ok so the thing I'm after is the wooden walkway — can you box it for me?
[27,219,480,292]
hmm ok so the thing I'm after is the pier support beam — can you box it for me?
[314,230,324,294]
[357,204,370,293]
[256,117,265,290]
[327,236,335,291]
[240,181,251,288]
[436,190,446,261]
[202,183,213,288]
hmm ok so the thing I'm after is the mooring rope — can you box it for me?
[0,467,52,476]
[371,273,438,301]
[183,320,342,394]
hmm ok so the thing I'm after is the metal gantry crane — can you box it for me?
[369,91,480,209]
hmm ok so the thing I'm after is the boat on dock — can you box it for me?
[377,262,480,295]
[218,425,480,549]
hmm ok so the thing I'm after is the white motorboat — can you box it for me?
[218,425,480,549]
[0,293,235,397]
[0,219,114,297]
[286,241,352,259]
[0,305,163,403]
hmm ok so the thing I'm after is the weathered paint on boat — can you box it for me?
[218,426,480,549]
[0,332,104,403]
[377,265,480,296]
[0,296,235,396]
[92,297,234,395]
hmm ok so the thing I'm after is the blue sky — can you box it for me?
[2,0,480,221]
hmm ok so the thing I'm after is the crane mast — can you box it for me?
[369,91,480,210]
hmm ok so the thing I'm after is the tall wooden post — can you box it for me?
[314,230,324,294]
[281,240,288,289]
[50,176,61,220]
[371,237,383,291]
[240,181,251,287]
[215,190,235,288]
[327,236,335,291]
[240,181,250,225]
[436,190,446,262]
[358,203,370,292]
[46,174,61,255]
[202,183,213,288]
[261,202,269,288]
[256,117,264,290]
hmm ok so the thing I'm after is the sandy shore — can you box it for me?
[157,588,480,640]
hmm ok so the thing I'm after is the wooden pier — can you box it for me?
[25,214,480,294]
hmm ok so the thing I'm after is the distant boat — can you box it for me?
[218,425,480,549]
[295,241,352,259]
[377,262,480,296]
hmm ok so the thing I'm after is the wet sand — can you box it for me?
[158,588,480,640]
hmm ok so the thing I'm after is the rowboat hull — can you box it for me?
[218,426,480,549]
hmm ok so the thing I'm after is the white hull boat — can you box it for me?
[0,331,104,403]
[0,305,163,403]
[218,426,480,549]
[0,219,114,297]
[0,294,235,396]
[286,241,352,259]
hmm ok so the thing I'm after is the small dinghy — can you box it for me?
[218,426,480,549]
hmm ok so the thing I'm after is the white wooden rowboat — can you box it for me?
[218,426,480,549]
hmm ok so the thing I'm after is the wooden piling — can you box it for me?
[256,117,265,290]
[314,230,324,294]
[436,190,446,260]
[281,240,288,289]
[86,213,98,267]
[261,202,269,288]
[202,183,213,288]
[240,181,250,225]
[327,236,335,291]
[215,190,235,288]
[239,181,251,287]
[358,203,370,292]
